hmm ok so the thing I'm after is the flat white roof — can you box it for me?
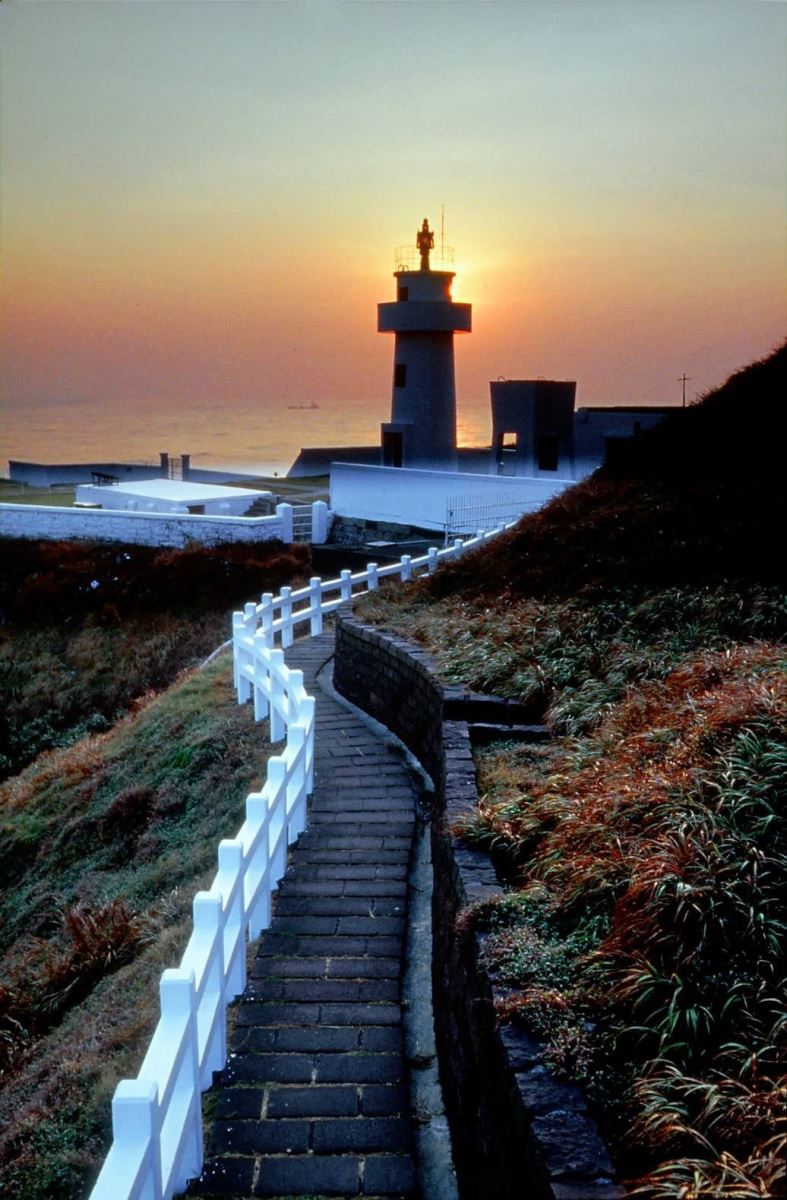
[80,479,272,502]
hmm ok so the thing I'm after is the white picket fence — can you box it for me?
[89,520,513,1200]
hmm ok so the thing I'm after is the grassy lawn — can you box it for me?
[0,481,76,506]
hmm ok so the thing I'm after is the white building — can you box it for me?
[75,478,275,516]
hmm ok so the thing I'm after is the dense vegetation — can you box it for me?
[358,343,786,1196]
[0,537,308,778]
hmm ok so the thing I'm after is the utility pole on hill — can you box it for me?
[679,373,691,407]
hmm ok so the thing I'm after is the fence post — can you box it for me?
[286,723,306,842]
[276,502,293,544]
[245,793,271,940]
[400,554,412,582]
[260,593,274,649]
[309,577,323,636]
[302,695,316,794]
[427,546,439,573]
[158,969,202,1191]
[366,562,379,591]
[216,841,246,998]
[90,1080,162,1200]
[191,893,227,1083]
[311,500,329,544]
[232,612,244,697]
[453,538,463,557]
[267,757,288,884]
[280,586,293,648]
[252,630,270,722]
[340,568,352,601]
[269,648,286,742]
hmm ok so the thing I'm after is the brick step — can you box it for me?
[295,834,412,851]
[286,864,407,880]
[216,1082,409,1120]
[194,1151,416,1197]
[310,796,414,812]
[222,1050,404,1086]
[276,881,406,900]
[244,979,400,1005]
[257,935,403,958]
[272,897,405,918]
[212,1114,411,1155]
[291,849,410,865]
[268,916,405,937]
[233,1002,402,1033]
[251,957,400,980]
[221,1026,402,1055]
[306,817,414,833]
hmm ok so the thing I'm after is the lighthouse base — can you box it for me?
[381,422,458,472]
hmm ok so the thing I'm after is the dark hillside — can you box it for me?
[0,538,309,778]
[424,341,786,600]
[357,342,787,1197]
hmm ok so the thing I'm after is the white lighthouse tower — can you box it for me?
[378,218,471,470]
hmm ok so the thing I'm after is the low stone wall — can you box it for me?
[334,613,624,1200]
[0,503,286,548]
[328,514,439,549]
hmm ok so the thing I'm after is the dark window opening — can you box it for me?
[398,286,409,301]
[187,504,206,515]
[537,434,560,471]
[394,363,407,388]
[382,431,403,468]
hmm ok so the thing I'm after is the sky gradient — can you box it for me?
[2,0,785,467]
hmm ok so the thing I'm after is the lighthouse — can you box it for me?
[378,218,471,470]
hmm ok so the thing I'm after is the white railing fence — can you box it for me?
[90,649,314,1200]
[90,518,514,1200]
[232,522,514,657]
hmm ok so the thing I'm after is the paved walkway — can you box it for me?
[191,632,421,1200]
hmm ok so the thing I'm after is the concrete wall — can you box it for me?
[333,614,623,1200]
[490,381,577,479]
[573,408,672,478]
[330,463,571,532]
[8,460,165,487]
[287,446,380,479]
[0,503,291,548]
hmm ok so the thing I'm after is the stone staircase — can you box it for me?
[189,633,420,1199]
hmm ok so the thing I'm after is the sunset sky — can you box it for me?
[2,0,785,466]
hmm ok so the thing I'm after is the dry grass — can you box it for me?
[357,346,787,1197]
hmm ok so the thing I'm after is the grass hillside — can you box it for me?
[0,537,308,779]
[0,653,271,1200]
[0,535,310,1197]
[358,343,787,1197]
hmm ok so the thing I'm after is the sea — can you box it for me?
[1,394,491,478]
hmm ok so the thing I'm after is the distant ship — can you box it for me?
[287,402,320,410]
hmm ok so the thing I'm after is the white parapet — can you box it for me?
[329,463,572,532]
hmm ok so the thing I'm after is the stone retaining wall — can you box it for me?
[334,612,625,1200]
[0,503,286,548]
